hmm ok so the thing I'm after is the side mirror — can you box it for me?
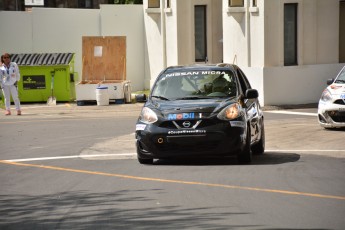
[135,94,147,103]
[327,78,334,85]
[245,89,258,99]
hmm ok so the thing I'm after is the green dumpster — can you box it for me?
[9,53,77,103]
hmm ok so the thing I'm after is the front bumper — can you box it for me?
[136,121,246,159]
[318,100,345,128]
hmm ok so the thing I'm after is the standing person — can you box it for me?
[1,53,21,115]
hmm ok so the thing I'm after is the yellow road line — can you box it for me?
[1,160,344,201]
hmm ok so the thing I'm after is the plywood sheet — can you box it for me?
[82,36,126,82]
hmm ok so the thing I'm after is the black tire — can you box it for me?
[251,120,265,155]
[77,101,85,106]
[136,142,154,164]
[137,157,153,165]
[237,126,252,164]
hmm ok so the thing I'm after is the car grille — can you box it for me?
[155,138,220,153]
[159,119,218,129]
[327,111,345,122]
[334,99,345,105]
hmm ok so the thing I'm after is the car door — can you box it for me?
[236,67,260,142]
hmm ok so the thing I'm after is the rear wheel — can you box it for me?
[237,126,252,164]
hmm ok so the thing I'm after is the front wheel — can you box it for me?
[237,127,252,164]
[136,142,154,164]
[251,120,265,155]
[137,157,153,165]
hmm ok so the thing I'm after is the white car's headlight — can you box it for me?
[320,89,333,102]
[217,103,241,120]
[139,107,158,124]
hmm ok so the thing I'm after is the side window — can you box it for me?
[239,69,252,89]
[236,68,251,95]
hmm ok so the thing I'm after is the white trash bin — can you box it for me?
[96,86,109,106]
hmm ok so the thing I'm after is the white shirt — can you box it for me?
[1,62,20,86]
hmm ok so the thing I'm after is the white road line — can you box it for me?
[265,111,317,116]
[21,104,71,109]
[3,150,345,162]
[266,150,345,152]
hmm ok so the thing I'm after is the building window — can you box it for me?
[229,0,244,7]
[284,3,298,66]
[148,0,160,8]
[78,0,93,8]
[166,0,170,8]
[195,5,207,62]
[252,0,257,7]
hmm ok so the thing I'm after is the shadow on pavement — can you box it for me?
[0,190,257,230]
[153,152,300,166]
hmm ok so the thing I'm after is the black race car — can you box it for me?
[135,63,265,164]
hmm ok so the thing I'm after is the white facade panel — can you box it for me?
[0,12,32,54]
[263,64,344,105]
[0,0,343,106]
[100,5,146,92]
[31,8,100,84]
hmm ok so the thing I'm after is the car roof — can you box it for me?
[163,63,239,73]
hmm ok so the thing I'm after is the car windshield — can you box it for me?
[151,70,237,100]
[335,67,345,84]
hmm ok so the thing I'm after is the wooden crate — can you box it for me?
[76,36,128,105]
[82,36,126,82]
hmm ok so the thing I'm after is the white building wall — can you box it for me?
[176,1,194,65]
[210,0,223,63]
[0,12,33,54]
[260,0,341,105]
[165,2,178,67]
[263,0,281,66]
[223,0,249,66]
[249,0,264,67]
[264,0,339,67]
[174,0,223,65]
[222,0,342,105]
[100,5,146,91]
[1,1,343,105]
[31,8,100,83]
[314,0,339,64]
[0,6,146,92]
[144,0,223,86]
[178,0,223,64]
[263,64,344,105]
[144,2,165,87]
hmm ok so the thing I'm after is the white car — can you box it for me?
[318,66,345,129]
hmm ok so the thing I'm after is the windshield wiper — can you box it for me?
[151,95,170,101]
[335,79,345,83]
[174,96,211,100]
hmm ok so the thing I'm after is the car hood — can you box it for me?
[146,97,238,117]
[327,83,345,98]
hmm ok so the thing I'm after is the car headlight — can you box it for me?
[139,107,158,124]
[217,103,241,120]
[320,89,333,102]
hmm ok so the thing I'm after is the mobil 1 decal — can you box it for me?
[167,112,203,120]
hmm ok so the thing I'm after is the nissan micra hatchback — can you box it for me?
[135,64,265,164]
